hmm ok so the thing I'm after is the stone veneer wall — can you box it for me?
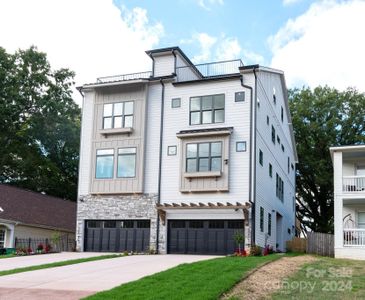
[76,193,167,253]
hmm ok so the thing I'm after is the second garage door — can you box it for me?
[168,220,244,255]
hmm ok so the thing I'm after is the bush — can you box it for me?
[263,245,274,256]
[250,245,262,256]
[37,244,44,251]
[45,244,52,253]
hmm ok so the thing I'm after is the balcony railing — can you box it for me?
[343,176,365,192]
[344,228,365,246]
[97,71,152,83]
[176,59,243,83]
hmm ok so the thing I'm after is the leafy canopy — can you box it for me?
[289,86,365,233]
[0,46,80,200]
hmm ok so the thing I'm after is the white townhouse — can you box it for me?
[76,47,297,255]
[331,145,365,259]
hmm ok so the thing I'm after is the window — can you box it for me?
[121,220,134,228]
[117,148,136,178]
[190,94,225,125]
[171,221,186,228]
[257,98,260,108]
[167,146,177,156]
[171,98,181,108]
[271,126,276,144]
[358,212,365,229]
[103,221,116,228]
[277,135,280,144]
[273,94,276,104]
[87,221,102,228]
[103,101,134,129]
[137,220,150,228]
[267,116,270,126]
[260,207,264,232]
[189,221,204,228]
[291,163,295,171]
[276,173,284,201]
[287,157,290,174]
[96,149,114,179]
[281,144,285,152]
[236,141,246,152]
[235,91,245,102]
[186,142,222,173]
[209,221,224,228]
[269,163,273,177]
[268,213,272,236]
[259,149,263,166]
[228,221,244,229]
[281,106,284,122]
[0,229,5,248]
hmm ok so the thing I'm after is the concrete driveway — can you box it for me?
[0,252,117,272]
[0,254,217,300]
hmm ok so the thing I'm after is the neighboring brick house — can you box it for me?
[76,46,297,254]
[0,184,76,249]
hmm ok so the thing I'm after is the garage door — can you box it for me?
[84,220,150,252]
[168,220,244,255]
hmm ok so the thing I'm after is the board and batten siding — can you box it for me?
[90,84,148,194]
[155,79,251,204]
[254,70,296,250]
[78,90,95,197]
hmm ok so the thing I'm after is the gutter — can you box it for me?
[156,78,166,253]
[252,67,258,246]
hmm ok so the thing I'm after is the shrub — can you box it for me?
[45,244,52,253]
[250,245,262,256]
[263,245,274,256]
[37,244,44,251]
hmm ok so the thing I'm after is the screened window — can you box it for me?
[189,94,225,125]
[96,149,114,179]
[260,207,264,232]
[103,101,134,129]
[186,142,222,173]
[268,213,272,236]
[117,148,136,178]
[0,229,5,248]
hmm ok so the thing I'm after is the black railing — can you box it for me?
[176,59,243,82]
[97,71,152,83]
[14,234,75,252]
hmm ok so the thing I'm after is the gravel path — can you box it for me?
[222,255,318,300]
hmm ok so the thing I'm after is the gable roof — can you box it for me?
[0,184,76,232]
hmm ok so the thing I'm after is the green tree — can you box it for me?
[289,86,365,233]
[0,46,80,200]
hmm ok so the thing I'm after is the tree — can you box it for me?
[0,46,80,200]
[289,86,365,234]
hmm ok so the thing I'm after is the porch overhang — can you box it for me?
[156,202,251,226]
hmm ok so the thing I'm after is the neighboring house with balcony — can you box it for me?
[331,145,365,259]
[76,46,297,255]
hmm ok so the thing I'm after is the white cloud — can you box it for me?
[269,0,365,91]
[191,33,217,63]
[282,0,302,6]
[196,0,224,10]
[216,38,241,61]
[0,0,164,105]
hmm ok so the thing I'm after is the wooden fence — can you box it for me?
[306,232,334,257]
[286,237,307,253]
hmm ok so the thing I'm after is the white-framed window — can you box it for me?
[236,141,246,152]
[0,229,5,248]
[103,101,134,129]
[171,98,181,108]
[358,212,365,229]
[186,142,222,172]
[96,149,114,179]
[189,94,225,125]
[117,148,137,178]
[167,146,177,156]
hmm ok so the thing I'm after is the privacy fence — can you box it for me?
[287,232,334,257]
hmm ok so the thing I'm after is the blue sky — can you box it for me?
[116,0,316,65]
[0,0,365,105]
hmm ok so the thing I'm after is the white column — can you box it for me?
[333,151,343,249]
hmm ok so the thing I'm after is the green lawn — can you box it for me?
[0,254,123,277]
[272,257,365,300]
[0,254,17,259]
[86,254,283,300]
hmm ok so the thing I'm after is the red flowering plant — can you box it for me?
[233,232,245,257]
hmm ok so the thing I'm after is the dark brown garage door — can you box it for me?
[84,220,150,252]
[168,220,244,255]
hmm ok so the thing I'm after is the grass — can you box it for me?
[86,254,284,300]
[0,254,123,277]
[0,254,17,259]
[272,256,365,300]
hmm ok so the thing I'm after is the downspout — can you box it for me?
[252,67,258,246]
[156,78,165,253]
[240,75,255,246]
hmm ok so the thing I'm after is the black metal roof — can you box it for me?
[178,127,234,135]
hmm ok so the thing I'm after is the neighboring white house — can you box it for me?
[331,145,365,260]
[76,46,297,254]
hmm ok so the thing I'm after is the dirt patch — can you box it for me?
[0,287,94,300]
[222,255,318,300]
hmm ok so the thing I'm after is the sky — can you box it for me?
[1,0,365,106]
